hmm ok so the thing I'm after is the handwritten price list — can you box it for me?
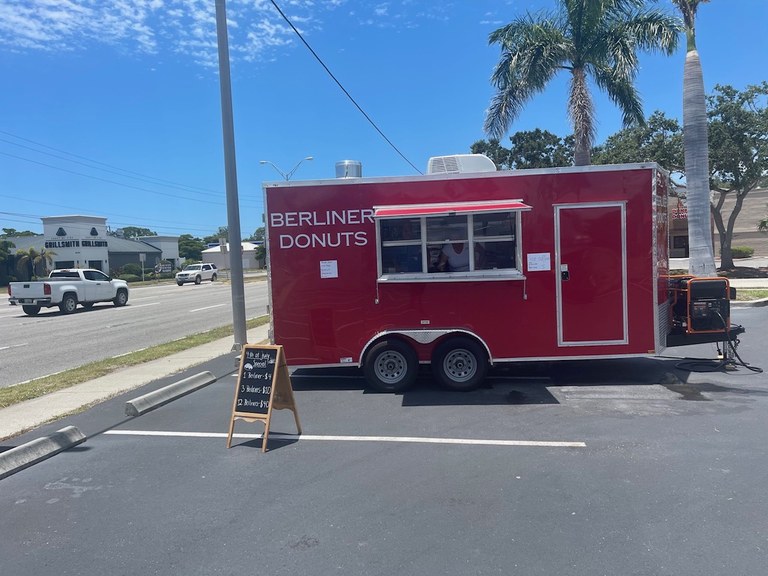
[235,347,278,414]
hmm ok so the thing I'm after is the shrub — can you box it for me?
[730,246,754,259]
[117,274,141,283]
[122,263,142,276]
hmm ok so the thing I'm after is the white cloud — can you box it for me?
[0,0,456,67]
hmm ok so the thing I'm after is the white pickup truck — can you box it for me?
[8,269,130,316]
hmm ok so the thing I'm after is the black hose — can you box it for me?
[675,315,763,373]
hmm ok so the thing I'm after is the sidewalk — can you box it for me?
[670,257,768,289]
[0,324,270,441]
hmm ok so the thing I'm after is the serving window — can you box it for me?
[374,199,530,281]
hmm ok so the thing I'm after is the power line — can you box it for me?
[0,130,264,211]
[0,201,255,236]
[269,0,422,175]
[0,130,224,197]
[0,150,230,206]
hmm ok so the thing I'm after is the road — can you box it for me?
[0,280,269,388]
[1,308,766,576]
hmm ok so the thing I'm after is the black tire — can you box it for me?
[431,336,488,391]
[176,281,184,286]
[194,275,202,285]
[113,289,128,307]
[22,305,40,316]
[211,273,217,282]
[363,339,419,393]
[82,302,95,310]
[59,294,78,315]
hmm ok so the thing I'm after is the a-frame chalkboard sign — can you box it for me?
[226,344,301,452]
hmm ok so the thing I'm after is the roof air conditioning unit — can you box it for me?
[427,154,497,174]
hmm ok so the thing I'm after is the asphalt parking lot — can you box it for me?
[2,308,767,576]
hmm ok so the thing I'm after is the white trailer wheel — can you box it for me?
[363,339,419,393]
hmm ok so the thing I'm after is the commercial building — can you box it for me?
[201,241,263,270]
[4,215,177,275]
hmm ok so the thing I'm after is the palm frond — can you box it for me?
[619,9,682,54]
[592,65,645,126]
[485,14,569,139]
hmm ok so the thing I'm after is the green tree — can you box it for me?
[508,129,574,169]
[672,0,715,276]
[247,227,265,243]
[484,0,680,166]
[594,84,768,270]
[1,228,37,238]
[469,138,513,169]
[15,247,55,280]
[592,110,684,178]
[111,226,156,238]
[707,82,768,269]
[178,234,205,262]
[203,226,228,245]
[472,129,573,170]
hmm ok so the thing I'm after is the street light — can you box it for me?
[259,156,313,181]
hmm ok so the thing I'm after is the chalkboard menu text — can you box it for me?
[235,347,278,414]
[227,344,301,452]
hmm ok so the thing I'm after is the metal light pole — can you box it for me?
[259,156,313,181]
[214,0,247,351]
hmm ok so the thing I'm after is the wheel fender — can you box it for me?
[360,329,493,367]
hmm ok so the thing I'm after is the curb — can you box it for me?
[0,426,86,480]
[731,298,768,308]
[125,371,217,417]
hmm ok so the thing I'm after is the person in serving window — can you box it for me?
[438,242,470,272]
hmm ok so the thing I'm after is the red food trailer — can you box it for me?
[264,159,739,392]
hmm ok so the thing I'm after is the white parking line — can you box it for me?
[189,304,226,312]
[104,430,586,448]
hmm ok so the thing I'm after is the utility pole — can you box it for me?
[214,0,247,351]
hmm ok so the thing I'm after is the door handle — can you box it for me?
[560,264,569,281]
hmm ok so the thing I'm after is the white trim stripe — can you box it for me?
[104,430,585,448]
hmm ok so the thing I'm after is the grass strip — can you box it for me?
[0,315,269,410]
[735,289,768,301]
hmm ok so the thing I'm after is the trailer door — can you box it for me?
[555,202,628,346]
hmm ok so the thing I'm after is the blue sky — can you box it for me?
[1,0,766,239]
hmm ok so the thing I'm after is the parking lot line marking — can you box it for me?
[104,430,585,448]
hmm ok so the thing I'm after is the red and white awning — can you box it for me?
[373,199,531,218]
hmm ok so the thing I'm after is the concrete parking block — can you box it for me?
[0,426,86,480]
[125,371,217,416]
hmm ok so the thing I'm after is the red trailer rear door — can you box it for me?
[555,203,628,346]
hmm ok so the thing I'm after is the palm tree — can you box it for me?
[485,0,681,166]
[16,247,56,280]
[672,0,715,276]
[0,239,15,284]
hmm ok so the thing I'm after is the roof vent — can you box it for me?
[427,154,497,174]
[336,160,362,178]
